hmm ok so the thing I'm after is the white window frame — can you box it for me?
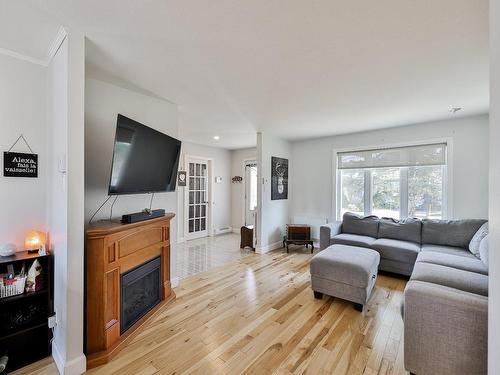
[333,138,453,221]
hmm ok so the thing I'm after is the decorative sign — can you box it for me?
[177,171,187,186]
[3,152,38,178]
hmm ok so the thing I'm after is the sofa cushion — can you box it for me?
[331,233,376,248]
[421,219,487,248]
[479,235,489,268]
[421,244,477,258]
[378,217,422,244]
[342,212,379,238]
[469,222,488,257]
[416,251,488,275]
[379,259,415,276]
[371,238,420,264]
[410,262,488,296]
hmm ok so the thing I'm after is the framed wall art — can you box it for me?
[271,156,288,200]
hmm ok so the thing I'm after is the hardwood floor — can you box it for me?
[13,249,408,375]
[10,357,58,375]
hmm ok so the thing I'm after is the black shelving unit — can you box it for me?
[0,251,53,373]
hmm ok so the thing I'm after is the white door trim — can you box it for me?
[183,154,215,240]
[243,159,257,226]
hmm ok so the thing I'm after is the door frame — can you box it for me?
[183,154,215,240]
[242,159,258,226]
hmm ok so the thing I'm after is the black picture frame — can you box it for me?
[271,156,288,200]
[177,171,187,186]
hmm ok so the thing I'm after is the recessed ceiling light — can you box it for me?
[213,136,220,140]
[449,107,462,114]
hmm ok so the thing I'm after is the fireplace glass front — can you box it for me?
[120,256,161,334]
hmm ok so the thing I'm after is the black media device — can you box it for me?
[108,114,182,223]
[121,209,166,224]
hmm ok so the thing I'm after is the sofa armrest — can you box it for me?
[319,221,342,250]
[404,280,488,375]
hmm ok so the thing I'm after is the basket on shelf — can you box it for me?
[0,276,27,298]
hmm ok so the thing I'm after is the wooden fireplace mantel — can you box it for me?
[85,214,175,368]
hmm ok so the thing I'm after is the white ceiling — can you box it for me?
[0,2,60,63]
[1,1,489,149]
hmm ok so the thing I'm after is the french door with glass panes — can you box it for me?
[186,158,209,239]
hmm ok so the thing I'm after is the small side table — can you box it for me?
[283,224,314,253]
[240,225,255,250]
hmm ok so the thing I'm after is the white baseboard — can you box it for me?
[52,342,64,374]
[215,227,233,235]
[52,342,86,375]
[232,228,240,234]
[171,276,180,288]
[256,240,283,254]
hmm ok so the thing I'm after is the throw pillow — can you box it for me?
[469,222,489,257]
[479,235,489,268]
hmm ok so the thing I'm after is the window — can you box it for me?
[408,165,443,219]
[371,168,401,219]
[337,143,446,220]
[339,169,364,216]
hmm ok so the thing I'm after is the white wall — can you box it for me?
[65,30,86,374]
[0,53,47,249]
[84,76,179,282]
[230,147,257,229]
[177,142,232,241]
[47,30,87,375]
[489,0,500,372]
[47,36,69,372]
[256,133,291,252]
[0,29,86,375]
[291,115,489,228]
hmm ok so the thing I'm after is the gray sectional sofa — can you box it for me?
[320,212,489,375]
[320,212,486,276]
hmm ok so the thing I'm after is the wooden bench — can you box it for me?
[283,224,314,253]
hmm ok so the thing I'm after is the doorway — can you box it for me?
[244,161,258,226]
[185,156,211,240]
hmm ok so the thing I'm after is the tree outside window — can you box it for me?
[340,169,364,216]
[339,166,444,219]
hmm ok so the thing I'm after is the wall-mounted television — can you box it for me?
[108,114,181,195]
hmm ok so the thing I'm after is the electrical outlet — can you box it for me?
[48,315,57,329]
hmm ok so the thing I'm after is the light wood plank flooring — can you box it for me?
[13,249,408,375]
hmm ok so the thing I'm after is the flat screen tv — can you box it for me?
[108,114,181,195]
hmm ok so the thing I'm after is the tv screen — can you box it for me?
[108,114,181,195]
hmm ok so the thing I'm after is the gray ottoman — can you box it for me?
[310,244,380,311]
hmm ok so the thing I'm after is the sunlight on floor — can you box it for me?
[175,233,255,280]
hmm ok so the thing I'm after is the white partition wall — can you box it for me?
[489,0,500,372]
[256,133,291,253]
[47,29,86,375]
